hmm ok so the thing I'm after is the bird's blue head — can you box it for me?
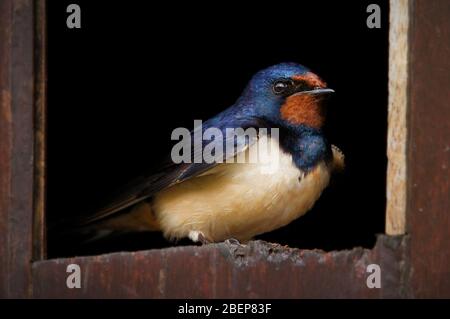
[239,63,334,130]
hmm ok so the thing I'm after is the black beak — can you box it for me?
[309,88,335,95]
[292,87,335,96]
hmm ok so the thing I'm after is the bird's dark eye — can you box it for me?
[273,80,293,95]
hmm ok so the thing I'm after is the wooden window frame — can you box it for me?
[1,0,449,298]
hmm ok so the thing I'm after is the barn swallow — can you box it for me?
[61,63,344,245]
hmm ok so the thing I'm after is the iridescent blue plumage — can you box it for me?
[199,62,331,172]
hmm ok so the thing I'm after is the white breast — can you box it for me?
[153,135,331,242]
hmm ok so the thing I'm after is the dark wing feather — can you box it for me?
[73,115,267,227]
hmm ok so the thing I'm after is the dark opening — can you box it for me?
[46,0,389,258]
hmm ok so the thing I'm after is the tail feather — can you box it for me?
[49,201,160,246]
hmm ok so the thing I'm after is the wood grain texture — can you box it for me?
[386,0,410,235]
[33,0,47,261]
[0,0,14,298]
[32,237,409,298]
[0,0,35,298]
[407,0,450,298]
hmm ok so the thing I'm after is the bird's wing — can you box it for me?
[73,115,268,226]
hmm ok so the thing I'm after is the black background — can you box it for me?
[47,0,389,257]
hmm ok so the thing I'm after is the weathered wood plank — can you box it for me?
[0,0,14,299]
[386,0,409,235]
[407,0,450,298]
[32,236,408,298]
[0,0,35,298]
[33,0,47,261]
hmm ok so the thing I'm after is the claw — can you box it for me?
[331,144,345,172]
[225,238,241,245]
[188,230,211,245]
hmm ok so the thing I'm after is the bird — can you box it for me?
[56,62,345,246]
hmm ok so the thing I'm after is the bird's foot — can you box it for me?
[188,230,211,245]
[331,144,345,172]
[224,238,241,246]
[224,238,247,257]
[331,144,344,157]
